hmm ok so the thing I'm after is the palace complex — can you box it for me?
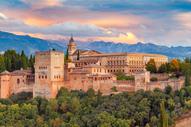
[0,37,184,99]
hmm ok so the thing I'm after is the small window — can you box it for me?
[17,79,20,84]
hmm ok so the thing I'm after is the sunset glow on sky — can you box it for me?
[0,0,191,46]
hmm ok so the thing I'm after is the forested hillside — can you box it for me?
[1,85,191,127]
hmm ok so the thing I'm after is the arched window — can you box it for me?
[17,79,20,84]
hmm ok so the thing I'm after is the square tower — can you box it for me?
[0,71,11,98]
[33,50,64,98]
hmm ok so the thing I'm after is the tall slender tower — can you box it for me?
[67,35,77,60]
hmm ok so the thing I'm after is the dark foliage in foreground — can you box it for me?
[1,86,191,127]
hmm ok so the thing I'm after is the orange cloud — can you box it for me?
[24,17,54,27]
[12,30,141,44]
[94,32,142,44]
[89,14,146,29]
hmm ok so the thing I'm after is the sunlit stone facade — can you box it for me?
[33,50,65,98]
[68,37,168,75]
[72,52,168,75]
[0,69,34,98]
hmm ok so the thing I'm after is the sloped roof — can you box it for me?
[0,70,10,75]
[72,49,101,56]
[73,58,99,63]
[11,69,33,76]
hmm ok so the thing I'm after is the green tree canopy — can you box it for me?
[146,59,157,73]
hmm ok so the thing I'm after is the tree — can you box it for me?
[4,50,25,71]
[159,101,168,127]
[10,92,33,104]
[87,88,95,98]
[145,123,150,127]
[20,104,37,123]
[65,48,69,61]
[116,72,134,80]
[20,50,28,69]
[150,116,158,127]
[181,62,191,75]
[184,57,191,63]
[50,118,63,127]
[70,97,80,113]
[146,59,157,73]
[4,57,11,71]
[29,55,35,73]
[170,59,180,72]
[180,89,186,106]
[164,86,173,96]
[77,50,80,60]
[158,64,167,73]
[0,55,5,72]
[111,86,118,92]
[97,112,131,127]
[184,71,190,86]
[57,87,70,98]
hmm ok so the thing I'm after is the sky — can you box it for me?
[0,0,191,46]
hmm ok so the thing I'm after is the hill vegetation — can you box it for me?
[0,83,191,127]
[146,58,191,82]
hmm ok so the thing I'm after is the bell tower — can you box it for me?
[67,35,77,56]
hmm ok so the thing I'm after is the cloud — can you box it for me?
[0,0,191,46]
[0,16,142,44]
[24,17,54,27]
[93,32,141,44]
[175,12,191,28]
[20,0,64,9]
[64,0,191,13]
[0,13,7,20]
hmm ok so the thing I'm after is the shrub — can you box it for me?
[116,72,135,81]
[150,77,158,82]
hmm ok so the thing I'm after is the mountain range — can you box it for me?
[0,31,63,55]
[0,31,191,59]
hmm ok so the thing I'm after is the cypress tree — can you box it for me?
[29,55,35,73]
[0,55,5,72]
[65,48,69,61]
[160,100,168,127]
[185,71,190,86]
[21,50,28,69]
[5,57,11,71]
[77,50,80,60]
